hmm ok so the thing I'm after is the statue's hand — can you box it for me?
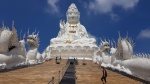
[60,19,64,29]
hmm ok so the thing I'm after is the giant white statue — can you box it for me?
[0,22,26,69]
[49,3,99,58]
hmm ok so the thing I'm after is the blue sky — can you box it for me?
[0,0,150,54]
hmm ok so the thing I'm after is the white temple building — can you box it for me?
[46,3,100,59]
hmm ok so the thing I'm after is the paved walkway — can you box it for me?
[75,60,149,84]
[0,59,148,84]
[0,59,67,84]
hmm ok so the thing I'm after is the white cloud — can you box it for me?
[46,0,60,14]
[84,0,139,19]
[110,13,120,21]
[137,29,150,39]
[87,0,139,14]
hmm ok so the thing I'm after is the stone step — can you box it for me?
[59,59,78,84]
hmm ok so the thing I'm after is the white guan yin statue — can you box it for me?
[26,31,43,64]
[99,39,111,64]
[51,3,96,44]
[111,33,150,80]
[0,22,26,69]
[49,3,99,58]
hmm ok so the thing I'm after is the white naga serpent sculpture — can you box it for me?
[111,33,150,80]
[26,31,44,64]
[0,22,26,69]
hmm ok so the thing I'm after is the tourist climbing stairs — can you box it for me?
[59,59,78,84]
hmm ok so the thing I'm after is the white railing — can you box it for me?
[132,53,150,59]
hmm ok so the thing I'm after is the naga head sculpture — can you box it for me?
[27,32,39,47]
[66,3,80,24]
[100,38,110,52]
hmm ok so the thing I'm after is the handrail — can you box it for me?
[48,59,70,84]
[60,59,77,84]
[48,76,54,84]
[60,60,70,81]
[75,71,77,84]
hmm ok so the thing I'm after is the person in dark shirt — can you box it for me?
[101,66,107,83]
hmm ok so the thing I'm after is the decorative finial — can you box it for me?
[20,29,22,40]
[112,39,116,48]
[100,38,103,43]
[12,20,15,31]
[27,28,30,35]
[12,20,14,26]
[37,30,39,36]
[34,28,36,33]
[32,32,34,35]
[2,21,5,28]
[103,36,106,42]
[23,33,26,40]
[111,41,113,48]
[126,31,128,39]
[118,31,121,39]
[108,39,110,43]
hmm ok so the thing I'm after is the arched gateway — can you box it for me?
[47,3,99,59]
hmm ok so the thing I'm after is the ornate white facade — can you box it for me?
[47,3,99,58]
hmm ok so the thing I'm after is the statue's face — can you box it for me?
[67,8,80,24]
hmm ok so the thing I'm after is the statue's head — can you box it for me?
[27,34,39,47]
[66,3,80,24]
